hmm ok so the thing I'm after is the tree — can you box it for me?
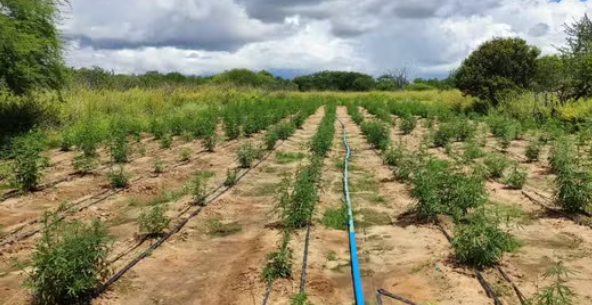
[293,71,376,91]
[0,0,67,95]
[559,14,592,101]
[532,55,571,102]
[455,37,540,105]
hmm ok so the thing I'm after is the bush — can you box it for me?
[189,173,209,206]
[108,131,128,163]
[160,134,172,149]
[452,210,519,268]
[505,166,528,190]
[153,158,164,174]
[261,233,292,283]
[107,166,129,188]
[322,204,348,230]
[224,168,238,186]
[26,215,110,305]
[10,130,47,192]
[527,261,575,305]
[138,205,171,237]
[179,147,191,162]
[484,153,510,179]
[72,155,98,175]
[463,140,485,161]
[202,133,216,152]
[399,116,417,134]
[361,120,390,151]
[555,166,592,213]
[525,139,541,162]
[548,138,573,174]
[237,142,261,168]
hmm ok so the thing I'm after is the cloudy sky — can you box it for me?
[61,0,591,78]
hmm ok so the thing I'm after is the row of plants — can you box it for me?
[261,105,336,305]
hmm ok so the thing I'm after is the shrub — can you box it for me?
[281,163,320,230]
[463,140,485,161]
[290,292,313,305]
[505,166,528,190]
[138,205,171,238]
[555,166,592,213]
[180,147,191,162]
[10,130,47,192]
[527,261,575,305]
[73,120,104,158]
[108,131,128,163]
[25,214,110,305]
[224,168,238,186]
[322,204,348,231]
[72,155,98,175]
[160,134,172,149]
[237,142,261,168]
[548,138,573,174]
[399,116,417,134]
[525,139,541,162]
[202,133,216,152]
[264,127,280,151]
[484,153,510,179]
[361,120,390,151]
[59,127,74,152]
[189,173,209,206]
[107,166,129,188]
[261,233,292,283]
[206,218,242,237]
[153,158,164,174]
[452,210,520,268]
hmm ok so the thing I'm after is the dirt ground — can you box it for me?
[2,105,592,305]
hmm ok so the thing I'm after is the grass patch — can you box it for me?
[206,218,242,237]
[487,202,534,225]
[322,204,348,230]
[356,208,392,228]
[241,182,278,197]
[275,152,306,164]
[128,189,186,207]
[350,172,379,193]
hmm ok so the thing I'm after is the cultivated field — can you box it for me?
[1,95,591,305]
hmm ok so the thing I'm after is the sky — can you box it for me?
[61,0,592,79]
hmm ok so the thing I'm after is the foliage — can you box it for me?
[179,147,191,162]
[0,0,67,95]
[160,134,172,149]
[107,166,129,188]
[293,71,376,91]
[189,172,209,206]
[527,261,576,305]
[237,142,261,168]
[10,130,47,191]
[138,205,171,237]
[555,166,592,213]
[505,166,528,190]
[223,168,238,186]
[361,120,391,151]
[452,209,519,268]
[525,139,541,162]
[280,161,321,230]
[399,115,417,134]
[311,104,336,157]
[290,292,313,305]
[108,130,128,163]
[261,233,292,283]
[484,153,511,179]
[25,214,110,305]
[153,158,163,174]
[322,204,348,231]
[72,155,98,175]
[455,37,540,105]
[548,138,574,174]
[206,218,242,237]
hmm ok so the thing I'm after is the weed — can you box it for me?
[237,142,261,168]
[505,166,528,190]
[224,168,238,186]
[25,214,110,305]
[275,152,306,164]
[525,139,541,162]
[527,261,575,305]
[548,138,574,174]
[202,133,216,152]
[181,131,193,142]
[555,166,592,213]
[108,131,128,163]
[138,205,171,238]
[327,251,336,261]
[206,218,242,237]
[322,204,348,231]
[452,209,519,268]
[107,166,129,188]
[464,140,485,161]
[188,173,209,206]
[290,292,313,305]
[159,134,172,149]
[72,155,98,175]
[261,233,292,283]
[180,147,191,162]
[484,153,510,179]
[400,115,417,134]
[10,130,47,192]
[153,158,164,174]
[361,120,390,151]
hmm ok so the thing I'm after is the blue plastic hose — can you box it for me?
[341,121,365,305]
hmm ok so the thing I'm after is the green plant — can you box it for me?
[25,214,110,305]
[322,204,348,231]
[202,133,216,151]
[180,147,191,162]
[527,261,575,305]
[189,173,209,206]
[452,209,519,268]
[153,158,164,174]
[290,292,313,305]
[72,155,98,175]
[264,127,280,151]
[108,131,128,163]
[10,130,47,192]
[548,138,574,174]
[484,153,510,179]
[275,152,306,164]
[361,120,390,151]
[555,166,592,213]
[224,168,238,186]
[138,205,171,238]
[206,218,242,237]
[505,166,528,189]
[237,142,260,168]
[399,115,417,134]
[107,166,129,188]
[525,139,541,162]
[160,133,172,149]
[261,233,292,283]
[464,140,485,161]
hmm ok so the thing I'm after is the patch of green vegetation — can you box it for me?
[128,189,186,208]
[350,172,379,193]
[327,251,336,261]
[322,204,348,230]
[487,202,534,225]
[275,152,306,164]
[356,208,391,228]
[206,218,242,237]
[242,182,278,197]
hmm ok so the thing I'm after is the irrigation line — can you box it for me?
[94,139,283,298]
[521,190,592,229]
[338,118,366,305]
[375,289,421,305]
[299,217,313,294]
[260,281,273,305]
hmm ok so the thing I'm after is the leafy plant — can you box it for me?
[484,153,510,179]
[180,147,191,162]
[399,115,417,134]
[206,218,242,237]
[138,205,171,238]
[548,138,574,174]
[527,261,576,305]
[525,139,541,162]
[224,168,238,186]
[107,166,129,188]
[464,140,485,161]
[322,204,348,231]
[153,158,164,174]
[505,166,528,189]
[189,173,209,206]
[10,130,47,192]
[361,120,390,151]
[72,155,98,175]
[237,142,261,168]
[160,133,173,149]
[452,209,519,268]
[290,292,313,305]
[202,133,216,152]
[25,214,110,305]
[555,166,592,213]
[261,233,292,283]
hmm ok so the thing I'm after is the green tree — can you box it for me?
[455,37,540,105]
[0,0,67,95]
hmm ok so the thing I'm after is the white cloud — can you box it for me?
[62,0,592,78]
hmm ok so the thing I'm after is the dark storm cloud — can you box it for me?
[392,4,437,19]
[528,23,550,37]
[236,0,326,22]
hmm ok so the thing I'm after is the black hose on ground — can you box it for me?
[375,289,421,305]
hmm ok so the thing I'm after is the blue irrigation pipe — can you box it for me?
[340,120,365,305]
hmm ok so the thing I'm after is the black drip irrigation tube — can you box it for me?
[93,141,283,298]
[299,215,314,294]
[522,190,592,226]
[375,289,421,305]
